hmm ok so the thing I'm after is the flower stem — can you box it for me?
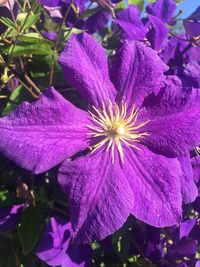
[49,0,74,86]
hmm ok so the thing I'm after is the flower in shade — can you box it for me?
[36,216,92,267]
[40,0,115,34]
[114,4,169,52]
[177,60,200,88]
[146,0,176,24]
[42,31,57,42]
[0,33,200,242]
[0,205,23,232]
[167,218,198,261]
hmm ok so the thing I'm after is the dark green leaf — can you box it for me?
[17,206,46,255]
[0,235,17,267]
[81,6,101,19]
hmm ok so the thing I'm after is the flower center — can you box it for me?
[87,100,150,163]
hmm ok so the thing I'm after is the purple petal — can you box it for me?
[114,5,147,41]
[110,41,167,107]
[0,87,90,174]
[145,226,164,261]
[58,150,134,243]
[184,21,200,38]
[146,15,169,51]
[124,146,182,227]
[58,33,116,107]
[36,217,71,266]
[177,238,197,257]
[179,218,196,239]
[42,5,63,23]
[159,37,177,64]
[192,157,200,184]
[185,6,200,20]
[7,77,19,92]
[42,31,57,41]
[167,35,200,66]
[84,11,111,34]
[178,154,198,204]
[62,244,92,267]
[179,60,200,88]
[184,7,200,37]
[0,205,23,232]
[141,86,200,157]
[146,0,176,23]
[40,0,61,7]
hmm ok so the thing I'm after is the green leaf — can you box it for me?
[35,187,48,202]
[115,1,127,10]
[2,85,32,116]
[0,235,17,267]
[18,4,41,31]
[10,40,53,56]
[17,206,46,255]
[0,17,17,30]
[0,188,9,202]
[63,27,85,41]
[80,6,101,19]
[23,13,40,31]
[18,33,53,46]
[128,0,144,11]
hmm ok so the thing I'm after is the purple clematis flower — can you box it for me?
[167,218,198,260]
[36,216,92,266]
[114,5,169,52]
[1,33,200,242]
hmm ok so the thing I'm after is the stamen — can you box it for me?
[195,146,200,156]
[87,100,150,163]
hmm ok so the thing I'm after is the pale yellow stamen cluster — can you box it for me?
[195,146,200,156]
[87,100,150,163]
